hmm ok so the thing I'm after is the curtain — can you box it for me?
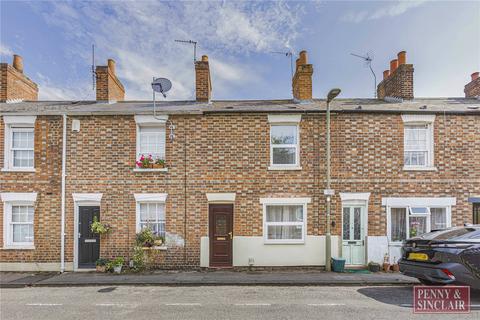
[391,208,406,241]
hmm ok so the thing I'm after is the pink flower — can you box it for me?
[140,155,145,161]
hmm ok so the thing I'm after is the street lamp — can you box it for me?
[325,88,341,271]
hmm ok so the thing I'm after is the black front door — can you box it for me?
[78,206,100,268]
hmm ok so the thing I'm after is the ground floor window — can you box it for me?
[137,202,166,238]
[1,192,37,249]
[261,197,310,244]
[389,206,449,242]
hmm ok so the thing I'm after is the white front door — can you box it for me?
[342,206,365,265]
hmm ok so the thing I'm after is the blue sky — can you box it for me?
[1,1,478,101]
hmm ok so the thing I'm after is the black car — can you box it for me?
[399,226,480,289]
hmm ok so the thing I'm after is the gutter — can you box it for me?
[60,114,67,272]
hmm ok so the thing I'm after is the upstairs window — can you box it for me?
[267,115,301,170]
[401,114,435,170]
[134,115,168,170]
[2,116,36,171]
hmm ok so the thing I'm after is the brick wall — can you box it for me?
[1,111,478,268]
[377,64,414,100]
[292,51,313,101]
[0,63,38,102]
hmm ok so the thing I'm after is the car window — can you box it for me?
[419,227,479,240]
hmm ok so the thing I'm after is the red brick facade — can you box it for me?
[96,59,125,102]
[0,58,38,102]
[1,110,479,269]
[464,72,480,98]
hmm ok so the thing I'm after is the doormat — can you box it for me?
[343,269,371,274]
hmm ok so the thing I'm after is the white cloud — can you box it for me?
[36,72,92,101]
[30,1,303,100]
[0,43,13,57]
[342,0,426,23]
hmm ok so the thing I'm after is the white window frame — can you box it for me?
[384,197,454,245]
[134,115,168,171]
[401,114,435,171]
[267,115,302,170]
[260,197,310,244]
[1,192,37,249]
[134,193,168,234]
[2,116,36,172]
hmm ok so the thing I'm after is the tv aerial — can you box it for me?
[351,51,377,98]
[175,39,197,63]
[271,51,294,95]
[151,77,175,141]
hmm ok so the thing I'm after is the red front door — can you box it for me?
[209,204,233,267]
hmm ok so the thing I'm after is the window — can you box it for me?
[261,197,310,244]
[401,114,435,170]
[134,193,168,241]
[134,115,168,170]
[389,206,449,242]
[138,202,165,238]
[3,116,36,171]
[270,125,299,166]
[138,126,166,161]
[1,192,37,249]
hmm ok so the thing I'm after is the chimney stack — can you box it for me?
[377,50,414,100]
[195,55,212,103]
[96,58,125,102]
[0,54,38,102]
[464,71,480,99]
[292,50,313,102]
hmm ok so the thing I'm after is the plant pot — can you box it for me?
[383,263,391,272]
[154,239,163,246]
[96,265,106,273]
[113,265,122,274]
[152,163,165,169]
[368,263,381,273]
[392,264,400,272]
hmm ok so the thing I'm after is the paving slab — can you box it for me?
[1,270,418,288]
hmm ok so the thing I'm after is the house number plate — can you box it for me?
[84,239,97,243]
[217,237,226,240]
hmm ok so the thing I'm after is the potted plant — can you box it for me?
[95,258,108,273]
[111,257,124,274]
[153,233,165,246]
[136,228,155,248]
[90,216,111,235]
[383,253,390,272]
[367,261,381,273]
[392,257,400,272]
[136,154,154,169]
[152,158,166,169]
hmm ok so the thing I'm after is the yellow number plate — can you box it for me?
[408,253,428,261]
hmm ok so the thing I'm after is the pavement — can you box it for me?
[1,285,479,320]
[0,270,418,288]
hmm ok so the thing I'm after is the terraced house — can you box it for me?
[1,51,479,272]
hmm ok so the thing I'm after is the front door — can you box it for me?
[78,206,100,268]
[209,204,233,267]
[474,203,480,224]
[342,206,365,265]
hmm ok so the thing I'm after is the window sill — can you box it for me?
[1,168,36,173]
[264,241,305,245]
[2,245,35,250]
[268,166,302,171]
[133,168,168,172]
[403,166,437,172]
[388,242,403,247]
[141,246,167,251]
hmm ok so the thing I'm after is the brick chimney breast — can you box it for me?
[96,58,125,102]
[292,50,313,102]
[195,55,212,103]
[0,54,38,102]
[464,71,480,99]
[377,51,414,101]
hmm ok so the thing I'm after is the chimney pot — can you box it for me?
[397,51,406,65]
[108,59,116,75]
[299,50,308,65]
[202,55,208,62]
[390,59,398,73]
[383,70,390,79]
[472,72,479,81]
[13,54,23,73]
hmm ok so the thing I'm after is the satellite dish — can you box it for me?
[151,78,172,97]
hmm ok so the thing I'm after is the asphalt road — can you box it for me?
[1,286,479,320]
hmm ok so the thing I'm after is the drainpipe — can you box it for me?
[60,114,67,272]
